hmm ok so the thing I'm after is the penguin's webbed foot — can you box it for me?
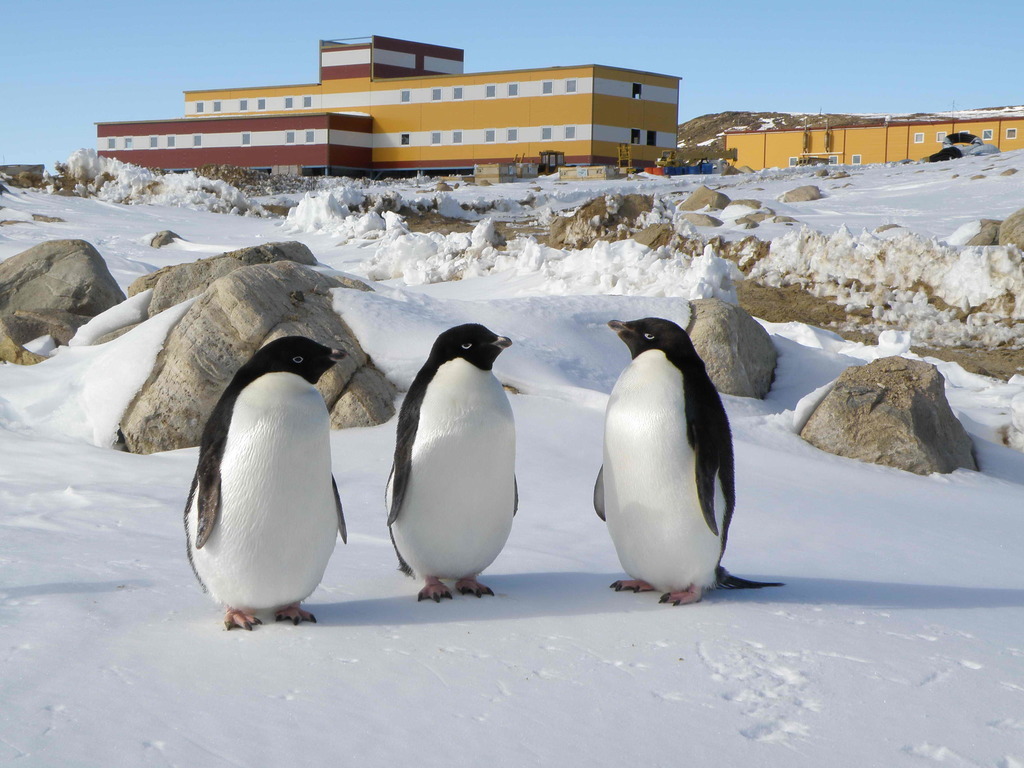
[224,608,262,631]
[418,577,453,603]
[659,585,703,606]
[274,603,317,625]
[610,579,655,593]
[455,578,494,598]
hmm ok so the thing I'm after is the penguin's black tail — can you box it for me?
[716,567,784,590]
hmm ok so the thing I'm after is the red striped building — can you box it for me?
[97,35,680,177]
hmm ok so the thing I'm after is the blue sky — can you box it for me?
[2,0,1020,168]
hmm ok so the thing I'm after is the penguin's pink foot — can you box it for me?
[417,577,453,603]
[456,578,494,598]
[274,603,316,625]
[224,608,262,631]
[659,585,703,606]
[611,579,656,593]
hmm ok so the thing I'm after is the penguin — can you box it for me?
[594,318,782,605]
[387,323,516,602]
[184,335,348,630]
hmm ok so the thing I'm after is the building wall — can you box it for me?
[727,116,1024,170]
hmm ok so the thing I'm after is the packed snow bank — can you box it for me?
[61,149,262,215]
[749,225,1024,346]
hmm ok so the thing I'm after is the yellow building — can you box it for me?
[98,35,680,176]
[725,116,1024,170]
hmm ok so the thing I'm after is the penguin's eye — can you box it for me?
[643,333,655,340]
[292,356,304,364]
[461,342,473,349]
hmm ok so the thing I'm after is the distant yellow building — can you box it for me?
[97,35,680,177]
[725,115,1024,170]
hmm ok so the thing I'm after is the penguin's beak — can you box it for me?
[493,336,512,349]
[329,348,348,364]
[608,320,629,335]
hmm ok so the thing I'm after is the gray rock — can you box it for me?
[874,223,903,233]
[730,198,763,210]
[679,213,723,228]
[687,298,776,399]
[128,241,329,317]
[773,215,799,224]
[734,216,760,229]
[831,171,850,179]
[1000,168,1018,177]
[0,239,126,319]
[150,230,181,248]
[965,219,1002,247]
[719,164,741,176]
[0,336,46,365]
[800,357,976,475]
[997,207,1024,249]
[777,185,824,203]
[633,223,674,249]
[0,309,88,347]
[119,261,396,454]
[677,185,731,211]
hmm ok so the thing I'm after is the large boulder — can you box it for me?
[0,239,125,319]
[548,194,653,250]
[687,298,776,399]
[679,213,723,228]
[0,309,87,347]
[677,185,731,211]
[777,185,823,203]
[119,261,396,454]
[800,357,976,474]
[129,241,323,316]
[966,219,1002,247]
[150,230,181,248]
[998,207,1024,249]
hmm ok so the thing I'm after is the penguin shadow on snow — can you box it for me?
[310,571,786,627]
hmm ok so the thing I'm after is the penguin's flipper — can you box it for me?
[514,475,519,516]
[332,475,347,544]
[593,465,606,521]
[194,439,224,549]
[688,421,721,537]
[386,463,406,527]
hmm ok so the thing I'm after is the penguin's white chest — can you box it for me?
[392,359,516,579]
[602,351,723,592]
[187,372,338,611]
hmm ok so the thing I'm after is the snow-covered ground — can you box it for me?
[1,153,1023,767]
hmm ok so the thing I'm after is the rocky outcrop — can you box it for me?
[687,298,776,399]
[633,223,674,249]
[0,309,85,348]
[119,261,396,454]
[997,207,1024,249]
[679,213,723,228]
[677,185,731,211]
[548,194,654,249]
[778,185,823,203]
[150,230,181,248]
[966,219,1002,247]
[0,239,125,319]
[799,357,976,474]
[128,241,328,316]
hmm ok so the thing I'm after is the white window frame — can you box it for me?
[195,102,204,113]
[1007,128,1018,140]
[541,126,553,141]
[305,130,315,143]
[828,155,839,165]
[400,90,411,103]
[936,131,946,142]
[982,129,994,140]
[124,137,133,149]
[303,96,312,108]
[913,132,925,143]
[242,133,251,145]
[167,136,175,148]
[285,131,295,143]
[453,86,463,100]
[213,101,221,112]
[507,128,518,142]
[149,136,157,148]
[564,126,576,140]
[851,154,862,165]
[431,131,441,145]
[788,157,799,167]
[566,79,577,93]
[257,98,266,110]
[541,80,553,95]
[240,99,248,111]
[452,130,463,144]
[485,84,496,98]
[431,88,442,101]
[485,129,495,143]
[106,138,115,149]
[507,82,519,97]
[193,135,202,147]
[284,97,293,109]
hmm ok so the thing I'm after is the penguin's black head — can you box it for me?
[429,323,512,371]
[248,336,347,385]
[608,317,698,361]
